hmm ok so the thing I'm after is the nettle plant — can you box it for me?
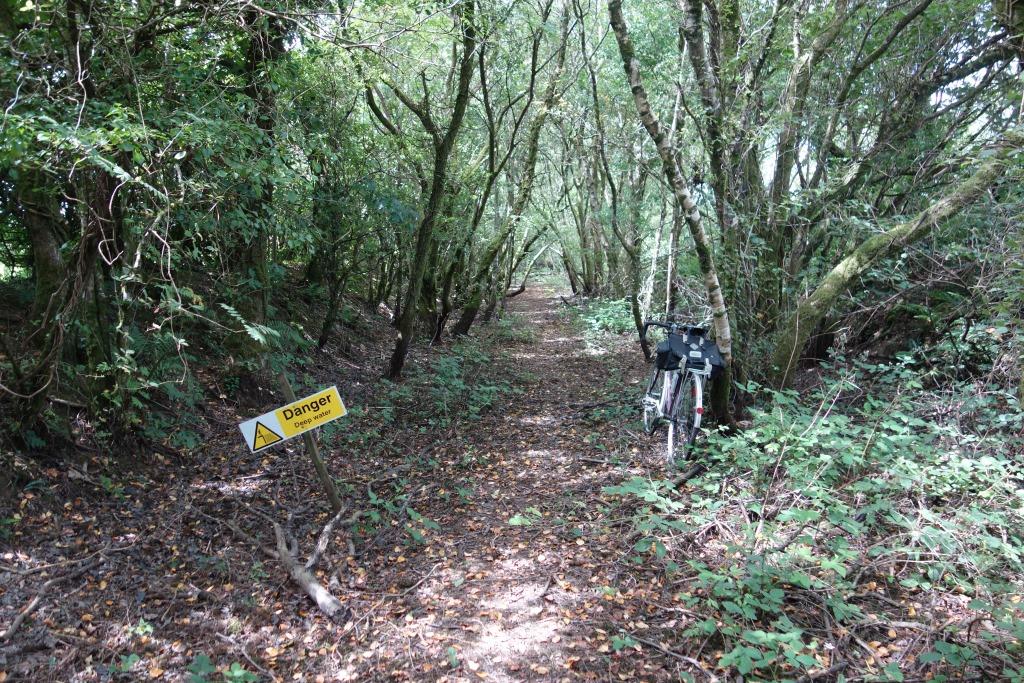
[606,359,1024,679]
[394,336,520,427]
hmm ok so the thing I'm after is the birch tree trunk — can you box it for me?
[608,0,735,421]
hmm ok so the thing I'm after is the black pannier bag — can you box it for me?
[654,329,726,377]
[655,336,684,371]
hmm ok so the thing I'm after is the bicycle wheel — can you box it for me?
[642,368,662,434]
[667,371,703,464]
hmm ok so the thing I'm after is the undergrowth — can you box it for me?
[605,344,1024,680]
[576,298,636,336]
[394,333,523,429]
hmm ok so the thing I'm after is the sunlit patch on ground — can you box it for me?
[540,336,580,344]
[516,414,558,427]
[189,476,270,497]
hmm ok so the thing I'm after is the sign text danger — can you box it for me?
[238,386,346,452]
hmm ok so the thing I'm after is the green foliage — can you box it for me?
[508,506,542,526]
[405,506,440,544]
[185,654,258,683]
[0,515,18,540]
[610,633,639,652]
[607,356,1024,678]
[187,654,217,683]
[115,653,140,673]
[493,316,538,344]
[127,618,154,637]
[219,304,281,348]
[222,663,259,682]
[98,475,126,500]
[577,298,635,335]
[398,337,521,428]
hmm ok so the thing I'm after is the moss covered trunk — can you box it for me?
[770,133,1021,387]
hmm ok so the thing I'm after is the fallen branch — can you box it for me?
[538,574,554,599]
[1,561,99,641]
[273,523,348,622]
[306,506,362,571]
[671,462,706,488]
[579,457,619,466]
[195,506,354,623]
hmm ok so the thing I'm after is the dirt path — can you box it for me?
[354,287,665,681]
[3,286,677,683]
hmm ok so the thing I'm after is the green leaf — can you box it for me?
[188,653,217,682]
[118,653,141,672]
[611,634,638,652]
[223,662,258,682]
[882,662,905,681]
[778,508,820,524]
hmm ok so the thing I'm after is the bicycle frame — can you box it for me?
[647,363,710,428]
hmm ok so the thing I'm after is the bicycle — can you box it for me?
[640,320,723,464]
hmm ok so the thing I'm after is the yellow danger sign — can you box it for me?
[238,386,347,452]
[274,386,346,438]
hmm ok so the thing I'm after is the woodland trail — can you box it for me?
[356,286,666,681]
[3,287,683,683]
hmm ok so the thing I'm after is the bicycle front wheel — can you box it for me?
[642,368,662,434]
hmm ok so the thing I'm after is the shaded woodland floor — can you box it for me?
[5,286,1021,682]
[1,287,697,681]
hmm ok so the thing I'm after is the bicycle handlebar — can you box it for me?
[641,319,706,343]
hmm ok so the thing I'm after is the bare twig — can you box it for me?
[624,632,719,681]
[1,561,99,641]
[306,506,362,571]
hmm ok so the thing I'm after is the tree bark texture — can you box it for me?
[608,0,734,420]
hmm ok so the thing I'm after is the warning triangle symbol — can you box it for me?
[252,421,283,450]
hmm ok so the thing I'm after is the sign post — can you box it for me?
[238,379,346,512]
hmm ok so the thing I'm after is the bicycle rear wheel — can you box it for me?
[667,371,702,464]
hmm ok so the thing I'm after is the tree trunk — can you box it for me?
[20,178,64,321]
[317,240,362,350]
[665,203,683,316]
[609,0,735,423]
[387,1,477,378]
[643,196,667,318]
[770,134,1021,387]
